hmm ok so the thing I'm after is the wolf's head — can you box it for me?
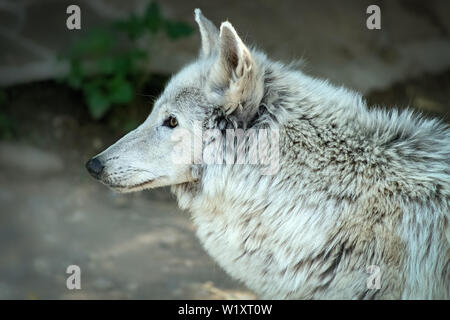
[86,9,267,193]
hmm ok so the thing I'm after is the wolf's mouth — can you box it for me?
[106,179,154,191]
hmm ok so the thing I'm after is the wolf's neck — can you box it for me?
[170,64,370,211]
[260,63,367,128]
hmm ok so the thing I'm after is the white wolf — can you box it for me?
[86,9,450,299]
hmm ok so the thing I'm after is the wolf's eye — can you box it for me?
[163,116,178,128]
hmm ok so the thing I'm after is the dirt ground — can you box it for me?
[0,69,449,299]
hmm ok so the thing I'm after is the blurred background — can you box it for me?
[0,0,449,299]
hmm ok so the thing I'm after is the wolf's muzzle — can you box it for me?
[85,157,104,179]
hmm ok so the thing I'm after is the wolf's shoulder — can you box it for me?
[265,66,450,200]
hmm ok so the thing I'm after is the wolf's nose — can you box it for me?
[85,157,104,179]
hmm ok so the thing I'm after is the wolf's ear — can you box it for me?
[194,9,219,57]
[212,22,263,119]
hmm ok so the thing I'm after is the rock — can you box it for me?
[1,0,450,93]
[33,258,50,275]
[92,277,114,290]
[0,283,16,299]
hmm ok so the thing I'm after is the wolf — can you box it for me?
[86,9,450,299]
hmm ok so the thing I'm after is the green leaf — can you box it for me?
[164,21,194,39]
[82,78,103,95]
[128,48,147,62]
[0,112,14,140]
[113,55,133,76]
[143,2,164,33]
[122,119,140,132]
[125,49,148,74]
[114,14,145,40]
[66,59,84,88]
[107,76,134,104]
[70,29,114,58]
[60,1,194,121]
[0,90,7,106]
[85,89,110,119]
[96,56,116,75]
[110,51,147,76]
